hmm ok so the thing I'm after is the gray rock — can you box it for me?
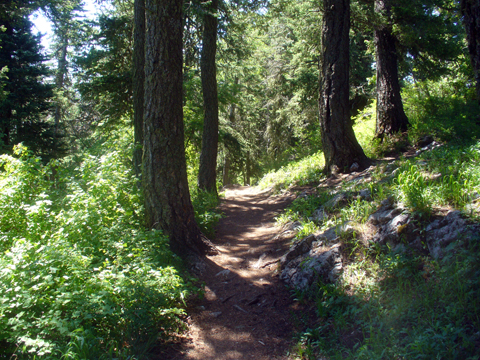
[309,207,327,223]
[368,205,402,225]
[284,221,302,232]
[316,222,354,244]
[357,188,372,201]
[371,210,411,248]
[281,244,342,290]
[324,193,349,210]
[426,211,467,259]
[280,234,316,269]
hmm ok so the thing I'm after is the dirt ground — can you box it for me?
[158,185,304,360]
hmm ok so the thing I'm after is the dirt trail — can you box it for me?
[161,186,300,360]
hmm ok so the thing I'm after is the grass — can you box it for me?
[260,135,480,359]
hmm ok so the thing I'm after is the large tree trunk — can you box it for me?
[461,0,480,105]
[198,0,219,195]
[319,0,369,174]
[374,0,409,139]
[133,0,145,178]
[143,0,216,258]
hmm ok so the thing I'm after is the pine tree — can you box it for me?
[143,0,217,258]
[0,1,55,157]
[198,0,220,196]
[319,0,370,174]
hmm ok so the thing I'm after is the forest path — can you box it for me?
[161,185,302,360]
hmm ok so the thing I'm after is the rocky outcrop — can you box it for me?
[280,199,480,291]
[279,224,353,290]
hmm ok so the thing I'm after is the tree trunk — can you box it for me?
[133,0,145,178]
[461,0,480,105]
[245,152,251,186]
[198,0,219,195]
[223,155,231,186]
[374,0,409,139]
[54,36,68,138]
[223,90,237,187]
[319,0,369,174]
[143,0,217,258]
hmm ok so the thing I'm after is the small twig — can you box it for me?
[221,294,234,303]
[233,304,248,314]
[261,259,280,268]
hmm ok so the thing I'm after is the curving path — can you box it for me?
[160,186,300,360]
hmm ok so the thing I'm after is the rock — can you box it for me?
[426,211,467,259]
[350,162,360,172]
[309,207,327,223]
[316,222,354,244]
[417,135,434,148]
[324,193,349,210]
[357,188,372,201]
[380,196,395,207]
[280,244,342,290]
[371,208,412,248]
[368,206,402,225]
[215,269,231,278]
[280,234,316,269]
[252,253,268,269]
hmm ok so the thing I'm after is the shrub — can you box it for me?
[0,137,193,359]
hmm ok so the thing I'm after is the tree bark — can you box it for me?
[319,0,369,174]
[223,96,237,187]
[374,0,409,139]
[143,0,217,258]
[461,0,480,105]
[133,0,145,178]
[54,36,68,138]
[198,0,219,195]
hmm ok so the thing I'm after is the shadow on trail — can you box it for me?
[158,187,301,360]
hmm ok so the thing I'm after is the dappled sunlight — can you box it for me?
[165,186,298,359]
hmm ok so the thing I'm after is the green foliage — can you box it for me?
[258,151,325,190]
[0,6,57,157]
[352,100,377,157]
[395,164,432,217]
[403,74,480,143]
[299,241,480,360]
[0,136,193,359]
[191,188,223,239]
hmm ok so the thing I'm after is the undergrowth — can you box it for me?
[261,136,480,359]
[0,133,196,359]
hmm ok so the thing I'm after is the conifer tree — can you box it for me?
[143,0,217,258]
[319,0,370,174]
[0,1,55,156]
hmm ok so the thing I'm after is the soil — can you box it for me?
[159,185,305,360]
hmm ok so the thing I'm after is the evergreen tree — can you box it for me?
[198,0,220,195]
[319,0,369,174]
[143,0,217,258]
[460,0,480,104]
[0,1,55,157]
[374,0,409,139]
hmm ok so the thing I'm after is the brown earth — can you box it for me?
[159,185,307,360]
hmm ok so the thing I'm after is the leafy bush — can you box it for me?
[403,75,480,143]
[191,188,223,238]
[0,137,193,359]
